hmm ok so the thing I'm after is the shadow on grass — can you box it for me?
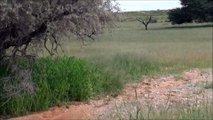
[163,24,213,29]
[150,24,213,30]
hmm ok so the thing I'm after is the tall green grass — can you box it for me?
[0,57,123,116]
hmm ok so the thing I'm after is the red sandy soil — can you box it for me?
[9,68,212,120]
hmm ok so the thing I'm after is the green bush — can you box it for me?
[0,57,122,116]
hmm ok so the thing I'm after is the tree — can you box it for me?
[137,16,152,30]
[0,0,119,96]
[168,0,213,24]
[168,8,192,24]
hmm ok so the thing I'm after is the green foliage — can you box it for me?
[168,0,213,24]
[0,63,9,77]
[168,8,192,24]
[0,57,122,116]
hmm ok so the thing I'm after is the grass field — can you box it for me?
[53,21,212,76]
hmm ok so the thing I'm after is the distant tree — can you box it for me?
[168,0,213,24]
[137,16,152,30]
[0,0,119,96]
[168,8,192,24]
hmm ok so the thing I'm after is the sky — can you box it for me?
[117,0,182,12]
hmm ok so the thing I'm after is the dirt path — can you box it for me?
[10,68,212,120]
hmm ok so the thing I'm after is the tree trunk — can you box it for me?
[145,24,148,30]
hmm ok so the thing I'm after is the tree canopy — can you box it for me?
[0,0,119,96]
[168,0,213,24]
